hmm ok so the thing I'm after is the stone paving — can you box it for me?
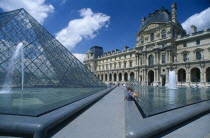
[51,86,126,138]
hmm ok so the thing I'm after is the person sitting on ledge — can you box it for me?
[125,88,141,101]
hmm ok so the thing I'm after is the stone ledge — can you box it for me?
[125,94,210,138]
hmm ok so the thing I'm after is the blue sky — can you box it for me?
[0,0,210,62]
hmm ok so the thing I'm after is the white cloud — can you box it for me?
[56,8,110,50]
[182,7,210,33]
[0,0,54,24]
[73,53,86,63]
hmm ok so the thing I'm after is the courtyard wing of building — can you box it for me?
[84,4,210,88]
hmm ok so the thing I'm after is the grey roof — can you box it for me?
[139,8,182,32]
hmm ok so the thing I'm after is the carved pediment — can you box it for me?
[193,48,204,52]
[181,50,190,54]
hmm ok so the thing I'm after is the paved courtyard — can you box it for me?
[51,86,126,138]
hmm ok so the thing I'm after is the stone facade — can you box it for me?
[84,3,210,87]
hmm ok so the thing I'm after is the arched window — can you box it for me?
[124,72,128,81]
[101,74,104,81]
[161,29,166,38]
[114,73,117,81]
[119,73,122,81]
[130,72,135,81]
[206,67,210,82]
[141,36,144,44]
[191,68,200,82]
[150,33,154,41]
[109,73,112,81]
[178,69,186,82]
[148,55,154,66]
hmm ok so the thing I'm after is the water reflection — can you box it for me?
[133,86,210,116]
[0,87,106,116]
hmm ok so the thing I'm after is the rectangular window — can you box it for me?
[130,61,132,67]
[124,62,126,68]
[183,54,188,62]
[196,40,200,45]
[162,55,165,63]
[196,52,201,60]
[119,62,121,68]
[130,54,132,58]
[183,42,187,47]
[124,55,126,59]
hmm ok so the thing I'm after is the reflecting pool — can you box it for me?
[0,87,106,116]
[133,86,210,116]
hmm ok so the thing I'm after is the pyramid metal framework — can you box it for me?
[0,8,105,88]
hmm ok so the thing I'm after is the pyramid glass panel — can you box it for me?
[0,9,106,116]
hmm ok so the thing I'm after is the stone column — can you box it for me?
[200,67,205,87]
[122,72,124,82]
[143,53,146,65]
[166,67,169,86]
[186,68,190,87]
[139,56,142,66]
[135,55,138,66]
[155,52,158,64]
[166,51,169,63]
[145,71,148,85]
[142,69,145,83]
[128,72,130,81]
[204,69,206,85]
[135,70,138,80]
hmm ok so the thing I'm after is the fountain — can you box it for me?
[0,42,24,93]
[168,70,177,89]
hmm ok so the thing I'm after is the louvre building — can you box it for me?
[84,3,210,87]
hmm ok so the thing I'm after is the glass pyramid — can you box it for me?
[0,8,105,88]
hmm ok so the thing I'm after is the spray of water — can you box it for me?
[0,43,24,93]
[168,70,177,89]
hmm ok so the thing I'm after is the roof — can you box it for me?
[139,7,182,32]
[90,46,103,49]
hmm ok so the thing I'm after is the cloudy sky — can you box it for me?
[0,0,210,62]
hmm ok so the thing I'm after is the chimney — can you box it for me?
[171,3,177,23]
[191,25,197,33]
[142,17,146,24]
[115,49,119,53]
[124,46,129,51]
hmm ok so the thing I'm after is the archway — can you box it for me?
[114,73,117,81]
[124,72,128,81]
[206,67,210,82]
[191,67,200,82]
[148,70,154,85]
[109,73,112,81]
[130,72,135,81]
[101,74,104,81]
[97,74,100,79]
[178,68,186,82]
[105,74,107,81]
[119,73,122,81]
